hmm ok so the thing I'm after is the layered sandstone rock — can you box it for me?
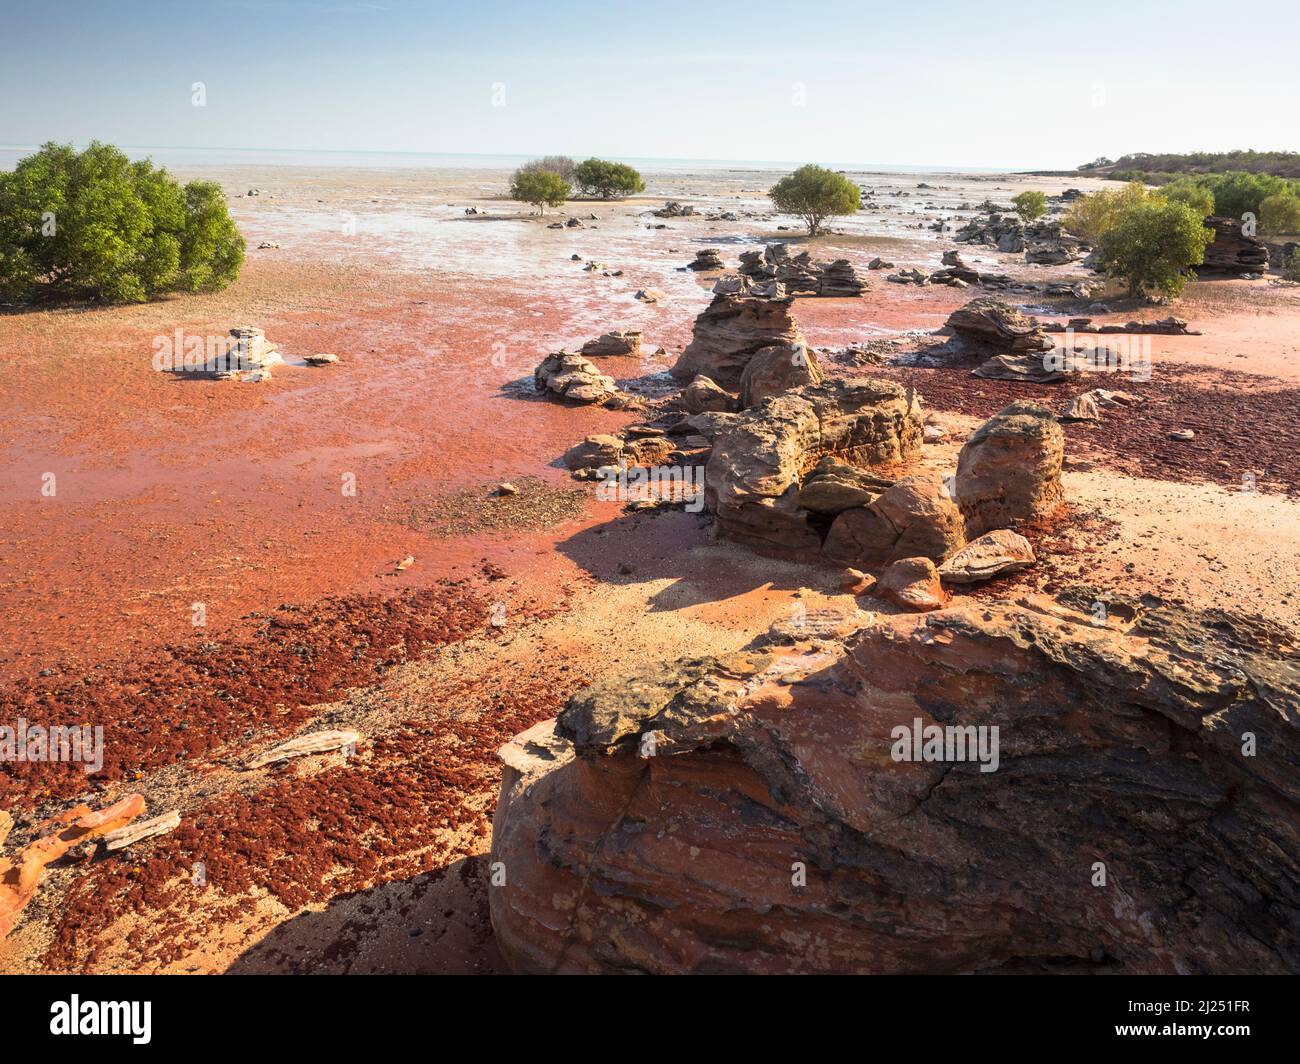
[671,295,807,391]
[1198,216,1270,276]
[823,473,966,569]
[580,330,642,357]
[875,556,946,611]
[534,351,619,405]
[946,298,1053,353]
[704,379,923,558]
[955,402,1064,535]
[489,596,1300,974]
[938,529,1035,583]
[738,344,822,408]
[679,375,740,414]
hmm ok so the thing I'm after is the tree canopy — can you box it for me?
[1096,200,1213,300]
[573,159,645,199]
[0,141,244,304]
[768,164,861,236]
[1011,190,1047,223]
[510,168,571,214]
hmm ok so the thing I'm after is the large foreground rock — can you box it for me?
[955,401,1064,535]
[705,379,923,558]
[671,295,807,391]
[489,595,1300,973]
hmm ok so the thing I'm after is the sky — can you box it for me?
[1,0,1296,170]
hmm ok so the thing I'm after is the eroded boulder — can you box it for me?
[823,474,965,568]
[739,344,822,408]
[946,297,1053,353]
[955,402,1064,536]
[704,379,923,559]
[671,295,806,391]
[534,351,620,405]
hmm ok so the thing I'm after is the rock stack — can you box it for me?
[817,259,866,296]
[212,327,283,381]
[1198,216,1270,276]
[686,248,725,271]
[955,401,1064,535]
[533,351,620,405]
[704,379,924,558]
[670,294,807,391]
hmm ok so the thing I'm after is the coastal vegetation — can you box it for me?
[769,164,861,236]
[518,155,577,184]
[1095,200,1214,299]
[1011,190,1046,222]
[510,168,571,214]
[573,158,645,199]
[1090,150,1300,180]
[0,141,244,304]
[1259,193,1300,236]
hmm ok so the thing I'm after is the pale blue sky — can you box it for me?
[1,0,1295,169]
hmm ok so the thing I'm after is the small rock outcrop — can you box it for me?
[679,375,739,414]
[938,529,1035,583]
[489,595,1300,973]
[875,556,946,611]
[580,331,642,357]
[670,295,807,391]
[534,351,619,405]
[563,434,625,471]
[946,298,1053,353]
[687,248,725,271]
[955,402,1064,536]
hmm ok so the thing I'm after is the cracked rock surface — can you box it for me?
[489,594,1300,974]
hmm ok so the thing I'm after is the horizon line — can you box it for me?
[0,141,1076,175]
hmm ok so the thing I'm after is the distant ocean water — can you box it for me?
[0,145,1010,176]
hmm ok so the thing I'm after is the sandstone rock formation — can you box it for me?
[1198,216,1270,276]
[796,457,892,514]
[875,556,946,611]
[670,295,806,391]
[687,248,725,271]
[823,474,965,569]
[817,259,866,296]
[534,351,620,405]
[563,434,625,471]
[938,529,1035,583]
[946,298,1053,353]
[704,379,923,559]
[679,375,740,414]
[955,402,1064,536]
[955,212,1025,252]
[738,344,822,408]
[580,330,642,357]
[489,595,1300,973]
